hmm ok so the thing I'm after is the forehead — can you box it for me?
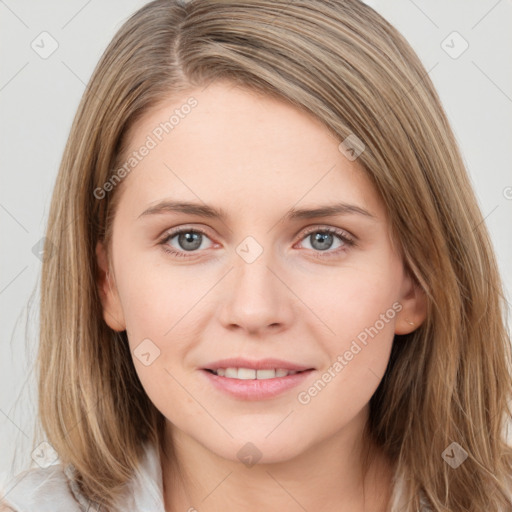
[116,81,385,223]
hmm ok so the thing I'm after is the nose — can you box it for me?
[217,247,294,336]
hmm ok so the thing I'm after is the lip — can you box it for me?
[202,357,314,372]
[201,367,315,401]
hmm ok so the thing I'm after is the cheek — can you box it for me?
[113,257,214,410]
[114,262,207,418]
[292,260,401,402]
[294,270,399,422]
[300,260,401,341]
[115,250,205,342]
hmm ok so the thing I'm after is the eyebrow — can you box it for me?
[137,200,376,221]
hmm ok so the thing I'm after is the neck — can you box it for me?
[160,408,395,512]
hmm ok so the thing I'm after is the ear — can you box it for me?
[95,241,126,332]
[394,270,427,335]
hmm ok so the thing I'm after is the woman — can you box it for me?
[2,0,511,510]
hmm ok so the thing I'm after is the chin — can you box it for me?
[204,434,310,467]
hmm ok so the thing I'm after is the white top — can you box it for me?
[1,443,165,512]
[1,442,430,511]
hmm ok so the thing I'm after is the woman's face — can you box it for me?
[97,81,424,464]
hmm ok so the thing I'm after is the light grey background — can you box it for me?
[1,0,511,482]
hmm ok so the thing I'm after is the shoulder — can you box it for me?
[0,464,84,512]
[0,441,165,512]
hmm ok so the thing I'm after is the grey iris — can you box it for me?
[178,232,203,251]
[310,232,333,251]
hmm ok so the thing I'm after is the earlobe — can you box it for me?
[95,241,126,332]
[395,271,428,335]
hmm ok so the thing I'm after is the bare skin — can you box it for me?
[97,80,426,512]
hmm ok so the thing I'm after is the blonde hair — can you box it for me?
[37,0,512,510]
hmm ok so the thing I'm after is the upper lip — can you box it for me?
[203,358,314,372]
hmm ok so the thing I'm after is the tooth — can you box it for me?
[237,368,256,380]
[217,367,300,380]
[256,369,276,380]
[225,368,238,378]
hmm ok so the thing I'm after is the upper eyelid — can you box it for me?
[299,225,354,240]
[161,225,213,242]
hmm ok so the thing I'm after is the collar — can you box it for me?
[66,442,166,512]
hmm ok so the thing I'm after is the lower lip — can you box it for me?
[201,369,315,400]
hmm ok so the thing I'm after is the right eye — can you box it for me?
[160,227,215,258]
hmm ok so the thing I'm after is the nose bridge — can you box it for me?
[218,234,292,333]
[233,234,280,305]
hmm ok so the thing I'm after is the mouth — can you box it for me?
[200,361,316,400]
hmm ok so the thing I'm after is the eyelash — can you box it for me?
[159,225,356,260]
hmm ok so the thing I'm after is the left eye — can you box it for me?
[296,227,355,254]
